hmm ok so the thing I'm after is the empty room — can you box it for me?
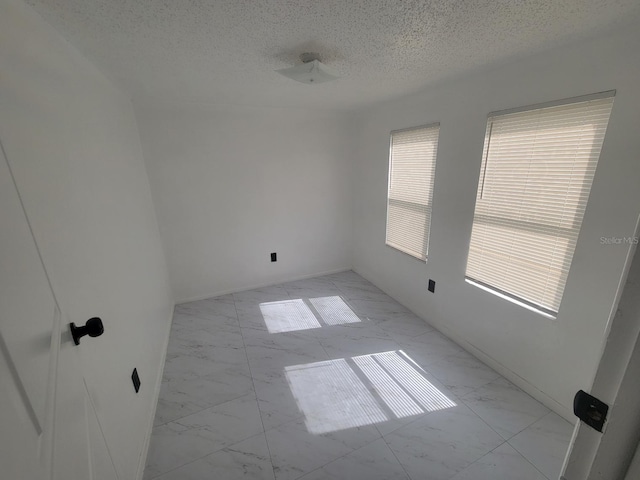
[2,1,640,479]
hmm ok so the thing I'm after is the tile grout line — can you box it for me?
[377,433,413,480]
[458,379,552,442]
[155,273,563,480]
[151,390,250,429]
[370,383,520,480]
[233,289,278,480]
[438,422,554,480]
[147,299,264,478]
[507,439,555,480]
[282,275,394,480]
[507,411,567,480]
[449,440,511,480]
[145,431,269,480]
[295,302,390,479]
[453,401,553,480]
[315,275,414,479]
[153,305,253,428]
[152,280,357,479]
[156,277,369,478]
[293,435,409,480]
[417,354,501,403]
[320,277,447,456]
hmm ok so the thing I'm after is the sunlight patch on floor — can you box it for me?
[260,296,360,333]
[285,350,456,434]
[260,299,321,333]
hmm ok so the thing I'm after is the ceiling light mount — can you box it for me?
[276,52,339,85]
[299,52,321,63]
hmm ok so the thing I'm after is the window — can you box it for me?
[386,124,440,260]
[466,92,614,316]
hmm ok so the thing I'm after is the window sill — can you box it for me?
[464,278,556,320]
[385,242,427,263]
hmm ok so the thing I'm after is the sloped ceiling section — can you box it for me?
[25,0,640,110]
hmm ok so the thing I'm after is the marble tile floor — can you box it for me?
[145,271,573,480]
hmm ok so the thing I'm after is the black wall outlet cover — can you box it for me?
[574,389,608,432]
[271,252,277,262]
[428,279,436,293]
[132,368,141,393]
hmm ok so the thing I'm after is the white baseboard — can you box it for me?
[444,331,574,422]
[135,266,354,477]
[135,305,175,480]
[175,267,352,304]
[352,267,575,424]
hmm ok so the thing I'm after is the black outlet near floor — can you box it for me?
[428,279,436,293]
[132,368,141,393]
[271,252,277,262]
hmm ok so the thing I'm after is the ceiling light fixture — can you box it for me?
[276,52,339,84]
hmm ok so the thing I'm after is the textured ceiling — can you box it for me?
[25,0,640,110]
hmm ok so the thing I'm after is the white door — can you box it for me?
[625,442,640,480]
[561,214,640,480]
[0,142,117,480]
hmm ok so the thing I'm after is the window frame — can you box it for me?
[385,122,440,262]
[465,91,615,317]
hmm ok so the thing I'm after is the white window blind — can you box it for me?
[386,124,439,260]
[466,93,614,315]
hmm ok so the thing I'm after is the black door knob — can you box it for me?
[70,317,104,345]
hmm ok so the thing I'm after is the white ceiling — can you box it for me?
[25,0,640,111]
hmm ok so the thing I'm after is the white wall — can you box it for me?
[0,1,174,478]
[136,102,353,303]
[351,25,640,420]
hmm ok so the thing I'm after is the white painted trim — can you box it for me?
[175,267,352,304]
[464,278,557,319]
[134,305,175,480]
[353,266,576,422]
[136,266,352,477]
[390,121,441,135]
[625,440,640,480]
[444,328,574,421]
[561,213,640,480]
[487,90,615,118]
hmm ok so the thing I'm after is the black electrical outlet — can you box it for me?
[271,252,277,262]
[428,279,436,293]
[574,389,608,432]
[131,368,141,393]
